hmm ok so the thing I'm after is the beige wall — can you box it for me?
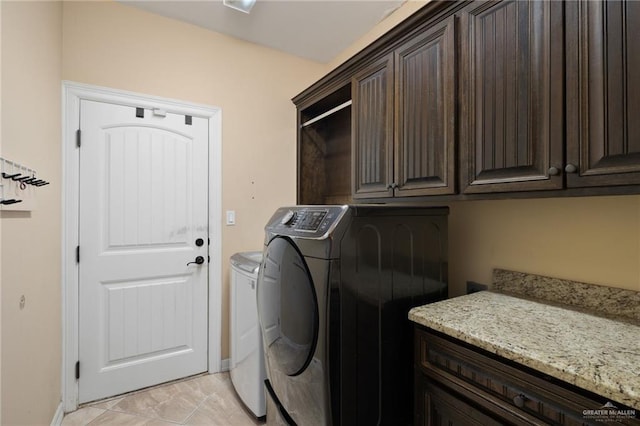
[447,196,640,296]
[1,1,63,424]
[61,1,324,362]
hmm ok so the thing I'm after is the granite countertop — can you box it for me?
[409,290,640,410]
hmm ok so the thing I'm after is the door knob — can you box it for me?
[187,256,205,266]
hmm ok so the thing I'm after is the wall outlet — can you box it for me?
[466,281,488,294]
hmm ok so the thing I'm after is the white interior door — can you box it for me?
[78,99,209,403]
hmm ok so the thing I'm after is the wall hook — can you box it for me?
[0,199,23,205]
[2,172,21,180]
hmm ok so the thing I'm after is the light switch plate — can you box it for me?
[226,210,236,225]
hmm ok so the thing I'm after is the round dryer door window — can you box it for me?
[257,236,318,376]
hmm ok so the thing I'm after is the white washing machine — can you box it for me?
[229,251,266,418]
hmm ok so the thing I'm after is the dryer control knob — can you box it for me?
[281,210,296,225]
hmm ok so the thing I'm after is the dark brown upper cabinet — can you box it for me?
[295,0,640,204]
[352,54,394,199]
[352,16,456,199]
[395,16,456,197]
[566,0,640,188]
[459,0,564,194]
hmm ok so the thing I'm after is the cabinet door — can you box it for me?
[352,54,394,198]
[460,0,564,194]
[566,0,640,187]
[395,16,456,196]
[416,376,504,426]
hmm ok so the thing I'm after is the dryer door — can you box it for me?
[257,236,318,377]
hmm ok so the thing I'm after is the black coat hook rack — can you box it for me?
[1,157,47,211]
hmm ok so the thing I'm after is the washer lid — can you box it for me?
[230,251,263,274]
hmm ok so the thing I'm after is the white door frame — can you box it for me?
[61,81,223,413]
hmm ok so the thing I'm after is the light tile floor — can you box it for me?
[62,373,264,426]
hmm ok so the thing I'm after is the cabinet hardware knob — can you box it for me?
[391,183,398,189]
[565,163,578,174]
[513,394,527,408]
[548,167,560,176]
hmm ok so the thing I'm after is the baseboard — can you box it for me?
[50,402,64,426]
[220,358,230,372]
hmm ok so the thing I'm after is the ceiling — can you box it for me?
[120,0,405,63]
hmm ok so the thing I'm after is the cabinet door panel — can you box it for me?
[395,16,456,196]
[416,376,504,426]
[566,0,640,187]
[352,54,394,198]
[460,0,564,193]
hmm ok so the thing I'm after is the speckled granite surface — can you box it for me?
[409,291,640,410]
[493,269,640,321]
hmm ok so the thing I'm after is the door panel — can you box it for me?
[79,100,209,403]
[104,276,191,363]
[417,378,504,426]
[395,16,456,196]
[566,0,640,187]
[105,127,190,248]
[460,0,564,193]
[352,54,394,198]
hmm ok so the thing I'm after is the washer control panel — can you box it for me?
[266,205,349,239]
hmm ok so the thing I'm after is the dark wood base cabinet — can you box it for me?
[414,327,640,426]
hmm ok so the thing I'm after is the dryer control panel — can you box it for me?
[265,205,349,239]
